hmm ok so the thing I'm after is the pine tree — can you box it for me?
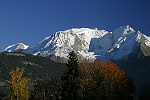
[6,67,30,100]
[61,51,80,100]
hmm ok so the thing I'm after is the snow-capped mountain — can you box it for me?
[3,43,29,52]
[3,25,150,94]
[3,25,150,62]
[25,28,111,61]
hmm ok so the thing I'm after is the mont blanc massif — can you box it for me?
[3,25,150,93]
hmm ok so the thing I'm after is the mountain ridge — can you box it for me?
[4,43,29,52]
[2,25,150,95]
[3,25,150,62]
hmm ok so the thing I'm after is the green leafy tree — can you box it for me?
[6,67,30,100]
[61,51,80,100]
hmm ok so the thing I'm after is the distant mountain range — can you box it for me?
[2,25,150,93]
[3,25,150,62]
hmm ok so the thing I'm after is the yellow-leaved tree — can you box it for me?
[6,67,30,100]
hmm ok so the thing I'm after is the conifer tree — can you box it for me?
[6,67,30,100]
[61,51,80,100]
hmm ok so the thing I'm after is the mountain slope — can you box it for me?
[0,52,64,99]
[3,25,150,62]
[25,28,111,61]
[3,43,29,52]
[116,52,150,94]
[2,25,150,96]
[0,52,63,82]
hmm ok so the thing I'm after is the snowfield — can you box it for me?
[3,25,150,61]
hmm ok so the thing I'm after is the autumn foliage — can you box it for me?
[79,60,135,100]
[6,67,30,100]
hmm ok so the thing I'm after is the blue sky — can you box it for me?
[0,0,150,51]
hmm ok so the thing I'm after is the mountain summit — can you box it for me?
[4,43,29,52]
[3,25,150,62]
[3,25,150,92]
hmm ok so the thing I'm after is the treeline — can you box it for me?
[1,51,150,100]
[60,51,135,100]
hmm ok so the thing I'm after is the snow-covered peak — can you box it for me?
[58,28,109,38]
[113,25,136,37]
[4,43,29,52]
[2,25,150,62]
[25,28,111,60]
[106,25,139,59]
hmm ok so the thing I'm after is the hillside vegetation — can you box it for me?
[0,52,149,99]
[0,52,64,84]
[0,52,64,99]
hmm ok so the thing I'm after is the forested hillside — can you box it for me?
[0,52,64,81]
[0,52,64,99]
[0,52,149,99]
